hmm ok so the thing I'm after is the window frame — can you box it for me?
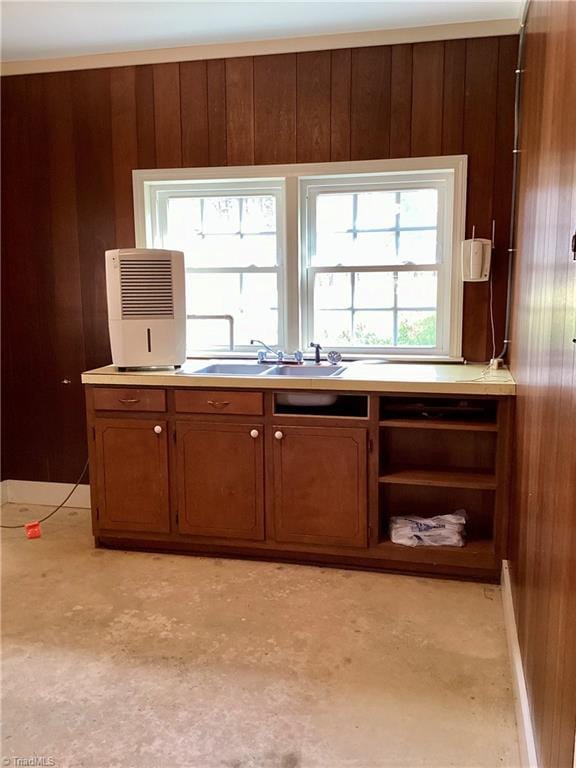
[300,172,454,355]
[149,179,286,352]
[134,156,467,360]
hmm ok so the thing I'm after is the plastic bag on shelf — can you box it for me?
[389,510,467,547]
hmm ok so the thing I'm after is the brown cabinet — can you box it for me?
[94,418,170,533]
[176,421,265,540]
[271,425,368,548]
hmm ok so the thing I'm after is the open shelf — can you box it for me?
[379,395,498,428]
[375,538,495,569]
[379,419,498,432]
[379,467,497,490]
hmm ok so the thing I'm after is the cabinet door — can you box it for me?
[176,421,264,540]
[94,418,170,533]
[272,425,367,548]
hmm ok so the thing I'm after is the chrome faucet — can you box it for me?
[250,339,283,363]
[251,339,304,364]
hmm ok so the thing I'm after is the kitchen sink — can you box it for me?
[191,363,274,375]
[264,365,346,377]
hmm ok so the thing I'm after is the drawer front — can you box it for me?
[175,390,263,415]
[93,387,166,412]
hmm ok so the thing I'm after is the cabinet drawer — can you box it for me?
[93,388,166,412]
[175,390,263,415]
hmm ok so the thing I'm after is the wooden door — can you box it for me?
[272,425,367,548]
[94,418,170,533]
[176,421,264,540]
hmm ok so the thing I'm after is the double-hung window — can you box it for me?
[135,157,466,358]
[301,172,454,353]
[152,180,284,351]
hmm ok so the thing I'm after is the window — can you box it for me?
[301,176,451,352]
[135,157,466,358]
[153,180,284,351]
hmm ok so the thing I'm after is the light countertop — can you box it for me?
[82,361,516,396]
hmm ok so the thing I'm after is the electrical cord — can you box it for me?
[0,458,89,529]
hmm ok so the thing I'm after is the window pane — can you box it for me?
[166,195,278,268]
[186,272,278,349]
[314,273,352,309]
[354,272,394,308]
[241,196,277,234]
[399,189,437,228]
[353,232,397,265]
[202,197,240,234]
[315,310,353,346]
[355,191,397,229]
[313,189,438,267]
[398,229,437,264]
[316,194,353,233]
[314,231,354,266]
[354,311,394,347]
[186,318,231,350]
[397,311,437,347]
[397,271,437,308]
[235,273,278,347]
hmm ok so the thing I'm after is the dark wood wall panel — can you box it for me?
[254,54,297,164]
[329,49,351,162]
[43,72,88,479]
[411,42,444,157]
[134,65,156,168]
[296,51,331,163]
[350,46,391,160]
[110,66,138,247]
[206,60,227,166]
[509,2,576,768]
[71,69,116,371]
[180,60,209,167]
[152,63,182,167]
[225,57,254,166]
[1,34,517,482]
[389,44,412,158]
[462,37,500,362]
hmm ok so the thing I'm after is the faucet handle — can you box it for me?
[327,350,343,365]
[293,350,304,363]
[257,350,267,363]
[276,350,284,362]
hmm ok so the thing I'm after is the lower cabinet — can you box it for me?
[271,425,368,548]
[94,418,170,533]
[176,421,265,540]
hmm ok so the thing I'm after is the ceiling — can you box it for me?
[2,1,522,62]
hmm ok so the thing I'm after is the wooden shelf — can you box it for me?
[378,467,497,490]
[379,419,498,432]
[376,538,495,569]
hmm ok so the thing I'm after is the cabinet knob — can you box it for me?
[274,430,284,441]
[153,425,162,434]
[250,429,259,439]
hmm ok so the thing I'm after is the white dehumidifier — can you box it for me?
[105,248,186,370]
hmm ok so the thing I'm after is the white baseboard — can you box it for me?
[501,560,539,768]
[0,479,91,509]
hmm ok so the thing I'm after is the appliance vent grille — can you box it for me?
[120,259,174,318]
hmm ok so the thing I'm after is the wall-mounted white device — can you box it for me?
[106,248,186,370]
[461,229,492,282]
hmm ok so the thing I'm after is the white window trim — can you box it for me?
[133,155,467,360]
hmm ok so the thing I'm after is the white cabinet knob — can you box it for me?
[274,430,284,441]
[250,429,259,439]
[153,425,162,434]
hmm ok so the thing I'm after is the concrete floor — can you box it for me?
[2,502,520,768]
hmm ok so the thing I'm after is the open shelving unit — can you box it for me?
[374,394,512,578]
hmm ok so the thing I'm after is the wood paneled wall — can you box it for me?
[1,36,517,482]
[509,2,576,767]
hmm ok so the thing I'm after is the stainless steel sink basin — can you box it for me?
[192,363,274,375]
[264,365,346,377]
